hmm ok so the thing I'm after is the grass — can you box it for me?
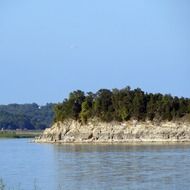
[0,178,65,190]
[0,178,40,190]
[0,179,5,190]
[0,130,42,139]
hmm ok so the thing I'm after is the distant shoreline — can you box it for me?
[0,130,42,139]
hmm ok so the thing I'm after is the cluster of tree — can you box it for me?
[0,103,54,130]
[54,87,190,124]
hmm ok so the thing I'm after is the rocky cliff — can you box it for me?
[35,120,190,143]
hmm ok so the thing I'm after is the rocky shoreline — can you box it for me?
[35,120,190,143]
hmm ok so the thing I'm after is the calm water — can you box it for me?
[0,139,190,190]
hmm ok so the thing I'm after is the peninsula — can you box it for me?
[36,87,190,143]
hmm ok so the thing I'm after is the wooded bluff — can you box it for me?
[1,86,190,130]
[54,87,190,123]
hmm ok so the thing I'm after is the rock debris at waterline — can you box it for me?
[35,120,190,143]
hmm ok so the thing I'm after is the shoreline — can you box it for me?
[35,120,190,144]
[0,130,42,139]
[35,140,190,145]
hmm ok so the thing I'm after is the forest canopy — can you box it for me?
[0,103,54,130]
[54,87,190,124]
[0,87,190,130]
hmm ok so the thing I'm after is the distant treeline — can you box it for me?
[54,87,190,123]
[0,103,54,130]
[1,87,189,130]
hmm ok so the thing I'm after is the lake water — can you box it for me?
[0,139,190,190]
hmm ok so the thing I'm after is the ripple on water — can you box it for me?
[0,139,190,190]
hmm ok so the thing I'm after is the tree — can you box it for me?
[112,87,132,121]
[146,94,155,120]
[80,101,91,124]
[53,86,190,124]
[69,90,85,120]
[93,89,113,121]
[132,88,146,120]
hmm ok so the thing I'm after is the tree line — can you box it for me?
[54,87,190,124]
[1,87,189,130]
[0,103,54,130]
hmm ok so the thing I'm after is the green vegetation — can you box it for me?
[0,178,40,190]
[0,130,42,138]
[0,179,5,190]
[54,87,190,124]
[0,178,64,190]
[1,87,189,130]
[0,103,54,130]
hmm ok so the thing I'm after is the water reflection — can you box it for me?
[53,144,190,190]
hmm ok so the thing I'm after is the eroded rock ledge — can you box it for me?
[35,120,190,143]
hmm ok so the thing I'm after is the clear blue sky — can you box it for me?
[0,0,189,104]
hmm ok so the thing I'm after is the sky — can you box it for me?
[0,0,189,105]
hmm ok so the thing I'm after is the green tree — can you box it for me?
[146,94,155,120]
[80,100,91,124]
[132,88,146,120]
[69,90,85,120]
[93,89,113,121]
[53,86,190,124]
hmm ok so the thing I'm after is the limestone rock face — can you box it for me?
[35,120,190,143]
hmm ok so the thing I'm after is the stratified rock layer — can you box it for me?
[35,120,190,143]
